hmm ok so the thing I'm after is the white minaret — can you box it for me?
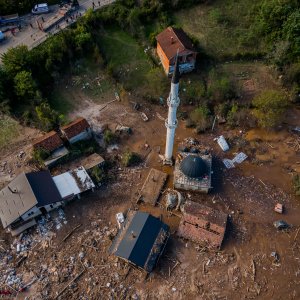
[164,55,180,165]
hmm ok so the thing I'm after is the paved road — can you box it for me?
[0,0,115,58]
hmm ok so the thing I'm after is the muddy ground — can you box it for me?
[0,88,300,300]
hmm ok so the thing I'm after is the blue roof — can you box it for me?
[110,212,169,272]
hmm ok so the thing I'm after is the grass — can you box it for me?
[0,115,21,150]
[49,89,75,115]
[174,0,265,60]
[97,26,153,92]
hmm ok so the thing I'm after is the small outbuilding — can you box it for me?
[109,211,170,273]
[174,152,212,193]
[177,201,228,249]
[79,153,105,171]
[60,117,92,144]
[156,26,197,76]
[52,166,95,200]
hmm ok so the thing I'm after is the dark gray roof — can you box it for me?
[25,171,62,207]
[0,171,62,228]
[110,212,169,273]
[180,155,207,178]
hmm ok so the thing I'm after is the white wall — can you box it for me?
[68,128,92,144]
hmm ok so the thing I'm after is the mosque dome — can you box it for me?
[180,155,207,178]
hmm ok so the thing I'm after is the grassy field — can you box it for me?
[97,26,155,92]
[174,0,264,60]
[0,115,21,150]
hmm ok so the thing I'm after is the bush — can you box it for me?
[103,129,117,145]
[122,150,141,167]
[190,105,211,133]
[32,148,50,166]
[252,90,289,128]
[208,71,236,101]
[89,166,106,183]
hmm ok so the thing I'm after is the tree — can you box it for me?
[122,150,141,167]
[14,71,37,100]
[252,90,289,128]
[35,102,62,131]
[2,45,30,78]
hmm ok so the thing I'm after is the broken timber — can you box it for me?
[62,224,82,242]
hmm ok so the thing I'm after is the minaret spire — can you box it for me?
[163,52,180,165]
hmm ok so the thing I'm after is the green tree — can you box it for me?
[122,150,141,167]
[252,90,289,128]
[35,102,62,131]
[2,45,30,78]
[14,71,37,100]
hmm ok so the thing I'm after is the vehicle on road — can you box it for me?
[32,3,50,14]
[0,14,20,26]
[0,31,5,42]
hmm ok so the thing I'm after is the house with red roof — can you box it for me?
[60,117,92,144]
[156,27,197,76]
[32,131,64,153]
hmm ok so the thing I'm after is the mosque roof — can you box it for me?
[180,155,207,178]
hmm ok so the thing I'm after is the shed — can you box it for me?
[60,117,92,144]
[79,153,105,170]
[156,27,197,76]
[109,211,170,273]
[52,166,95,200]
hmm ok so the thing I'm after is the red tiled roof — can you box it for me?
[156,27,197,60]
[33,131,63,152]
[61,117,90,139]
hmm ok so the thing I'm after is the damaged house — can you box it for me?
[109,211,170,273]
[60,117,92,144]
[177,201,228,249]
[0,171,63,236]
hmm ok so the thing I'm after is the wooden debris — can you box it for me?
[62,224,82,242]
[55,268,86,299]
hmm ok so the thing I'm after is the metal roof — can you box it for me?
[26,171,62,207]
[52,166,95,199]
[180,155,207,178]
[110,211,169,273]
[0,171,62,228]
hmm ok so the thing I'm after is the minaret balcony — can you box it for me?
[165,119,178,129]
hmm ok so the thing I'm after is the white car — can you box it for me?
[32,3,50,14]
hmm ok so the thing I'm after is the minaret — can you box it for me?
[164,54,180,165]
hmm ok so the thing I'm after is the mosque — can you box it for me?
[163,55,212,193]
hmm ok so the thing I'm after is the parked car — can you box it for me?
[0,31,5,42]
[32,3,50,14]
